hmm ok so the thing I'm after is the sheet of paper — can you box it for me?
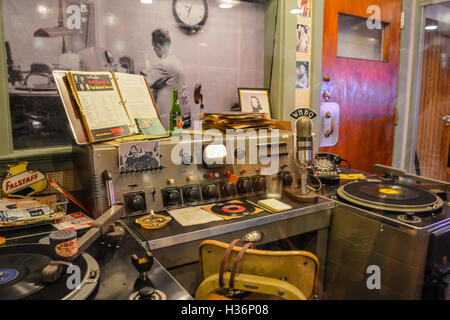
[114,72,160,121]
[52,212,94,230]
[168,206,223,227]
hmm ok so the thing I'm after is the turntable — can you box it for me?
[0,243,98,300]
[335,164,450,227]
[337,181,444,213]
[0,205,192,300]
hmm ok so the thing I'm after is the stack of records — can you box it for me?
[201,112,278,132]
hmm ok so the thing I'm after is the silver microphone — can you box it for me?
[295,117,313,168]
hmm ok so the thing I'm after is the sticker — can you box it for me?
[55,238,79,258]
[379,188,400,195]
[1,162,47,198]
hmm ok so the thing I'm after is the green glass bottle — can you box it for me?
[169,89,183,135]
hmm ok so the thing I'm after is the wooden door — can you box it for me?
[415,16,450,182]
[320,0,402,173]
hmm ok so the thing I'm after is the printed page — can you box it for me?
[114,72,160,120]
[67,71,132,142]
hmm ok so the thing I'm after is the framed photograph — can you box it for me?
[238,88,272,118]
[297,24,311,54]
[296,61,310,89]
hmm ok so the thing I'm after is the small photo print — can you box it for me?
[296,61,310,89]
[297,24,311,54]
[238,89,271,118]
[119,141,160,173]
[297,0,312,18]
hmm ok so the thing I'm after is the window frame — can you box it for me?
[0,0,76,171]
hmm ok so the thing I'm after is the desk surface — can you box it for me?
[121,195,335,250]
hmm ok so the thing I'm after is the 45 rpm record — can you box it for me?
[211,202,256,217]
[337,181,444,213]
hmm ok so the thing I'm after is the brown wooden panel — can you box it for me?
[320,0,402,173]
[416,29,450,181]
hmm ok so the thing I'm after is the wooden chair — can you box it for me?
[195,240,319,300]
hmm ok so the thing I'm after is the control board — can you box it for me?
[75,131,297,218]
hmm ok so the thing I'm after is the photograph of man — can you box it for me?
[296,61,309,89]
[297,24,311,54]
[146,28,191,130]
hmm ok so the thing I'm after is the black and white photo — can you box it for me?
[119,141,160,173]
[238,88,271,118]
[296,61,309,89]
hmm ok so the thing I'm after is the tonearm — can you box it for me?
[374,164,450,191]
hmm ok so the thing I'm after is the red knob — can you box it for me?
[241,169,248,174]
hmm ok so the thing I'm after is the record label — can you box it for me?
[0,268,19,285]
[222,205,247,214]
[378,188,400,195]
[210,201,256,217]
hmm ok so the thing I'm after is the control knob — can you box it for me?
[237,178,253,194]
[184,186,201,202]
[278,172,293,187]
[203,184,219,200]
[164,189,182,206]
[126,193,146,212]
[222,183,237,197]
[253,176,266,192]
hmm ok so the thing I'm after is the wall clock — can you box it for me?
[172,0,208,34]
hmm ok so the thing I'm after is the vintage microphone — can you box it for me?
[296,116,314,195]
[285,108,319,203]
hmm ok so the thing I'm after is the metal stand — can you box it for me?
[284,168,318,203]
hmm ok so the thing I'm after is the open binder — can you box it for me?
[54,70,167,144]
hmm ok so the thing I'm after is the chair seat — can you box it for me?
[196,240,319,301]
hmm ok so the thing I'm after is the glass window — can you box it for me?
[337,13,389,62]
[2,0,266,149]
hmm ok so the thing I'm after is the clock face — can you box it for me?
[173,0,208,33]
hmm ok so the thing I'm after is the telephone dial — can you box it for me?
[312,153,342,185]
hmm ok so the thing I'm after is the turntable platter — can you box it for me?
[337,181,444,213]
[0,244,98,300]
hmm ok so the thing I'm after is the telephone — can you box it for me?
[312,153,342,184]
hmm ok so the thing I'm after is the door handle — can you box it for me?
[324,112,334,138]
[444,115,450,127]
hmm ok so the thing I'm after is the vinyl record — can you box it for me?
[337,181,444,213]
[0,252,49,300]
[210,202,256,217]
[0,244,97,300]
